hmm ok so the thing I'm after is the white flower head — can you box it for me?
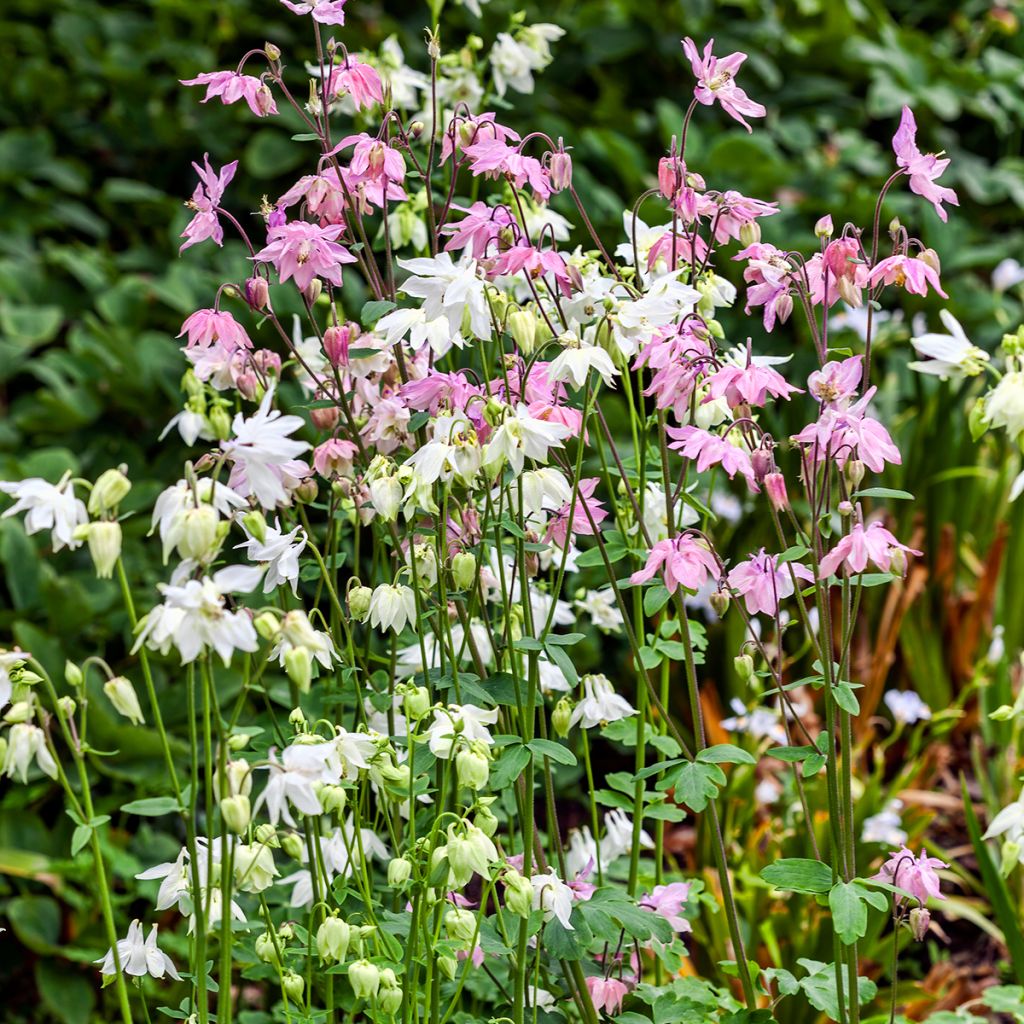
[0,476,87,551]
[908,311,989,381]
[96,920,180,980]
[569,674,636,730]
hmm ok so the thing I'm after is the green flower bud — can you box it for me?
[503,868,532,918]
[282,971,304,1003]
[179,506,220,561]
[208,405,232,442]
[56,696,76,720]
[64,661,84,689]
[103,676,145,725]
[437,955,458,981]
[255,823,279,847]
[254,611,281,641]
[89,468,131,515]
[242,510,268,544]
[348,958,381,1000]
[444,907,477,945]
[451,551,477,591]
[319,784,347,815]
[551,697,573,739]
[281,833,306,862]
[507,309,538,355]
[284,645,313,694]
[734,653,754,683]
[316,914,351,963]
[220,794,251,835]
[400,684,431,721]
[255,931,279,965]
[87,521,122,579]
[456,742,490,791]
[378,969,402,1014]
[387,856,412,887]
[348,585,373,621]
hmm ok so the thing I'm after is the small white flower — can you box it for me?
[984,791,1024,844]
[397,252,490,341]
[96,920,180,980]
[600,809,653,865]
[425,703,499,759]
[993,258,1024,293]
[574,589,623,634]
[547,332,619,389]
[569,674,636,730]
[721,698,786,745]
[368,583,417,634]
[530,868,575,930]
[236,519,306,593]
[2,723,58,782]
[861,799,908,846]
[883,689,932,725]
[986,371,1024,440]
[482,404,572,476]
[908,311,989,381]
[0,476,87,551]
[0,650,29,713]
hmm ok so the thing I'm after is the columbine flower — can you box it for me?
[681,37,766,132]
[547,333,619,390]
[868,254,947,298]
[871,846,947,906]
[96,921,180,981]
[705,360,801,409]
[574,588,623,634]
[151,477,247,563]
[397,253,491,341]
[426,704,500,759]
[280,0,347,23]
[254,221,357,292]
[368,583,417,634]
[640,882,692,934]
[0,650,29,712]
[983,792,1024,845]
[818,522,920,580]
[482,404,572,476]
[223,388,311,509]
[727,549,814,616]
[665,426,757,487]
[178,309,252,353]
[585,977,629,1016]
[0,477,87,552]
[180,70,277,116]
[808,355,863,408]
[569,674,636,730]
[984,371,1024,440]
[2,723,58,782]
[909,311,988,380]
[601,809,653,864]
[236,519,306,593]
[326,57,383,110]
[720,698,786,745]
[630,535,720,594]
[862,800,908,846]
[132,565,264,666]
[180,154,238,252]
[884,689,932,725]
[892,106,959,223]
[530,868,575,929]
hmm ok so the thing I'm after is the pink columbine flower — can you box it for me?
[326,57,383,110]
[442,202,516,259]
[331,134,406,185]
[818,521,921,580]
[646,230,710,271]
[462,138,551,201]
[279,0,347,24]
[178,309,252,352]
[277,171,349,225]
[630,535,720,594]
[735,243,794,332]
[681,38,766,132]
[703,190,779,245]
[180,71,277,117]
[489,242,572,295]
[893,107,959,223]
[180,154,238,253]
[639,882,692,934]
[544,478,607,548]
[872,846,947,905]
[440,112,520,165]
[665,426,757,488]
[792,386,901,473]
[868,255,947,298]
[585,977,629,1016]
[253,221,356,292]
[808,355,863,408]
[313,438,358,479]
[704,361,801,410]
[727,549,814,616]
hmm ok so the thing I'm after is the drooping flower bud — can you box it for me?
[764,472,789,511]
[89,468,131,515]
[348,585,373,622]
[255,823,279,847]
[387,857,412,886]
[281,832,306,862]
[456,742,490,791]
[87,521,122,579]
[317,915,351,963]
[709,590,730,617]
[444,907,477,945]
[348,959,381,1000]
[284,646,313,693]
[103,676,145,725]
[739,220,761,247]
[319,784,347,815]
[310,402,340,431]
[503,868,533,918]
[734,653,754,683]
[909,907,931,941]
[245,276,270,310]
[844,459,866,490]
[323,323,356,367]
[549,146,573,193]
[378,969,402,1014]
[507,309,538,354]
[814,214,834,239]
[451,551,477,591]
[282,971,304,1003]
[552,697,573,738]
[220,794,251,834]
[255,931,279,965]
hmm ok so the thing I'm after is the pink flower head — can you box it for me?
[585,977,629,1016]
[868,255,947,298]
[705,190,779,245]
[544,478,607,548]
[818,521,921,580]
[279,0,346,23]
[792,387,901,473]
[441,112,520,165]
[647,230,710,272]
[400,371,482,417]
[489,242,572,295]
[639,882,692,934]
[735,243,794,332]
[278,171,349,226]
[253,221,356,292]
[313,438,358,479]
[681,38,766,132]
[727,549,814,616]
[331,134,406,185]
[658,154,687,201]
[872,845,947,905]
[326,57,383,110]
[704,360,801,409]
[462,138,551,201]
[180,71,277,117]
[630,535,720,595]
[892,107,959,223]
[823,237,863,283]
[808,356,863,408]
[666,426,757,488]
[178,309,252,352]
[180,154,238,253]
[442,202,516,259]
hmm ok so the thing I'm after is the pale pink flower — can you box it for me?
[178,309,252,352]
[818,522,920,579]
[279,0,347,23]
[807,356,863,408]
[489,242,572,294]
[868,255,947,298]
[585,976,629,1015]
[326,57,383,110]
[442,202,515,259]
[277,172,349,225]
[544,478,607,548]
[630,535,720,594]
[704,361,801,409]
[331,134,406,185]
[253,221,357,292]
[681,38,766,132]
[639,882,692,934]
[702,190,778,244]
[462,138,551,201]
[180,154,238,252]
[666,426,757,487]
[440,112,520,165]
[735,243,794,331]
[180,71,277,117]
[727,549,814,616]
[792,388,901,472]
[872,845,947,905]
[313,438,358,479]
[646,230,710,271]
[892,107,959,223]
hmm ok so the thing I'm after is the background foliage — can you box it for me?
[3,0,1024,1020]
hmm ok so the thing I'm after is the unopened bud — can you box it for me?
[814,214,834,240]
[255,823,279,847]
[918,248,941,274]
[317,915,351,963]
[179,506,220,561]
[65,662,84,688]
[451,551,477,590]
[89,468,131,515]
[245,276,270,310]
[282,971,304,1003]
[437,955,458,980]
[57,696,76,719]
[734,653,754,683]
[87,521,122,579]
[348,958,381,1000]
[889,548,908,577]
[221,794,251,834]
[255,931,279,965]
[323,324,355,367]
[844,459,866,489]
[243,510,268,544]
[304,278,323,305]
[264,42,282,62]
[739,220,761,247]
[908,907,931,941]
[348,585,373,621]
[401,684,431,721]
[254,611,281,641]
[750,448,774,484]
[311,403,340,431]
[378,970,402,1014]
[549,148,572,193]
[507,308,539,355]
[456,743,490,791]
[208,405,232,441]
[764,472,789,511]
[503,868,532,917]
[709,590,730,617]
[104,676,145,725]
[319,784,347,814]
[552,697,573,738]
[388,856,412,886]
[281,833,306,862]
[444,907,477,945]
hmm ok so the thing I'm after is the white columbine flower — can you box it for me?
[721,698,786,745]
[0,649,29,712]
[236,519,306,593]
[376,307,461,357]
[132,564,264,666]
[883,689,932,725]
[547,331,619,389]
[368,583,417,634]
[908,311,989,381]
[601,808,653,864]
[574,589,624,634]
[151,478,246,563]
[223,387,311,509]
[96,920,180,980]
[397,252,491,341]
[483,404,572,476]
[3,722,58,782]
[426,703,499,759]
[861,799,908,846]
[569,674,636,730]
[530,868,575,930]
[0,476,87,551]
[986,370,1024,441]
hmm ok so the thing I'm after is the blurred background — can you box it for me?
[2,0,1024,1020]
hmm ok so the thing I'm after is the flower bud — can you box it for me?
[4,700,34,724]
[87,521,122,579]
[388,856,412,887]
[242,509,268,544]
[503,868,532,918]
[221,794,251,834]
[348,959,381,1000]
[104,676,145,725]
[255,823,279,847]
[709,590,730,617]
[65,661,84,689]
[255,931,279,965]
[836,274,863,308]
[750,448,775,484]
[319,783,348,815]
[284,645,314,694]
[324,325,353,371]
[245,276,270,310]
[844,459,866,490]
[739,220,761,247]
[437,955,458,981]
[552,697,573,739]
[278,922,295,940]
[254,613,281,643]
[378,969,402,1014]
[288,707,307,727]
[734,653,754,683]
[348,585,373,621]
[888,216,902,238]
[227,732,249,752]
[317,915,351,963]
[549,148,572,193]
[179,506,221,561]
[208,405,232,441]
[57,696,77,719]
[909,906,931,941]
[814,214,834,239]
[89,468,131,515]
[918,248,941,274]
[838,500,854,517]
[311,403,340,431]
[400,684,431,721]
[507,308,538,355]
[888,548,908,577]
[281,833,306,862]
[304,278,323,305]
[451,551,477,591]
[264,42,282,61]
[474,800,498,837]
[1002,839,1021,877]
[764,472,789,511]
[456,743,490,791]
[444,907,477,945]
[282,971,304,1003]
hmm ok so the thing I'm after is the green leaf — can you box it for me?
[7,894,61,953]
[697,743,756,765]
[37,960,96,1024]
[829,881,868,944]
[361,299,397,327]
[802,752,827,778]
[71,824,92,856]
[544,642,578,687]
[767,745,815,763]
[852,487,914,500]
[831,681,860,715]
[121,796,182,817]
[643,584,671,616]
[777,545,811,564]
[490,744,531,790]
[665,760,725,812]
[798,959,876,1022]
[760,858,833,894]
[528,738,576,766]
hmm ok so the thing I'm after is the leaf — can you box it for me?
[802,752,827,778]
[762,967,800,997]
[361,299,397,327]
[528,738,576,766]
[760,858,833,894]
[831,681,860,715]
[490,744,531,789]
[798,959,876,1022]
[7,894,61,953]
[643,584,671,616]
[777,545,811,564]
[120,796,182,817]
[665,760,725,812]
[829,881,868,944]
[852,487,914,500]
[36,960,95,1024]
[767,745,815,763]
[71,824,92,856]
[545,642,579,687]
[697,743,756,765]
